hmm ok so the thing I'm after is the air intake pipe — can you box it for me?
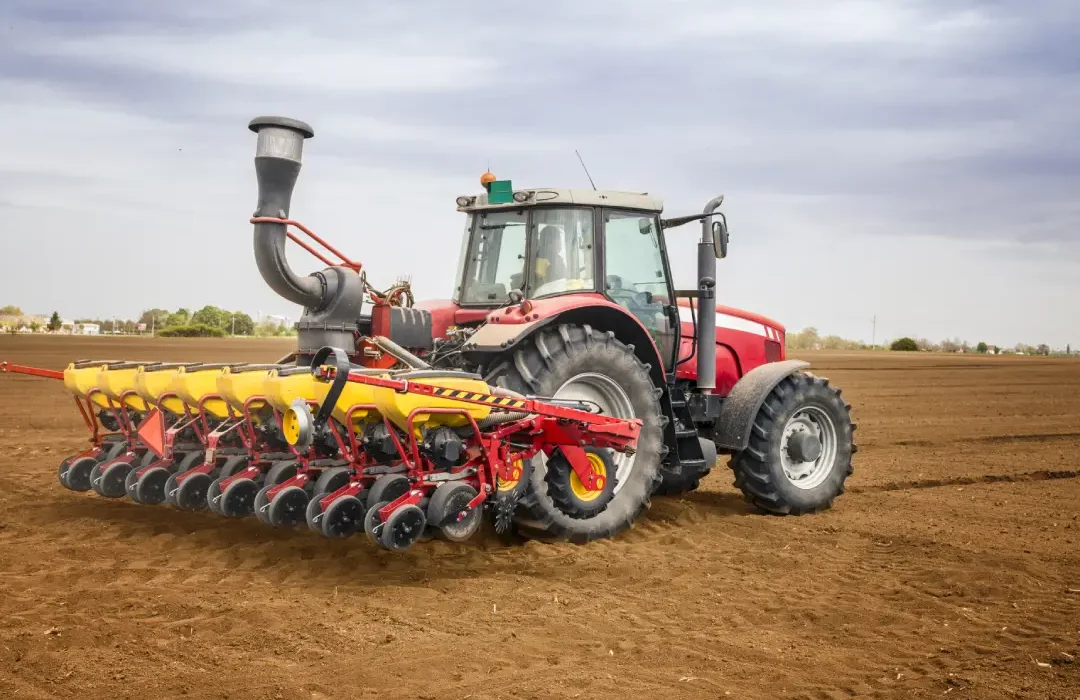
[695,195,725,392]
[249,117,367,362]
[249,116,322,308]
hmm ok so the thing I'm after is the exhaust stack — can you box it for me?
[695,195,725,392]
[249,116,322,308]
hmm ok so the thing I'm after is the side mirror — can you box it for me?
[712,214,729,258]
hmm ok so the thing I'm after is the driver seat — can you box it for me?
[534,225,567,285]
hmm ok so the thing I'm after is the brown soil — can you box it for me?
[1,336,1078,699]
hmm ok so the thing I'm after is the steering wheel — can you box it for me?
[606,276,651,310]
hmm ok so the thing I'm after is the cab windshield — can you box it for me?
[455,210,527,304]
[454,207,596,305]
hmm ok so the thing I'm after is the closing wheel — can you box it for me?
[311,466,351,498]
[254,486,272,525]
[163,473,180,507]
[125,467,142,502]
[546,447,617,519]
[264,460,299,486]
[103,440,127,463]
[268,486,309,528]
[174,450,205,474]
[220,478,258,518]
[89,461,107,493]
[378,504,426,551]
[206,478,225,514]
[217,455,248,480]
[322,495,365,539]
[97,459,134,499]
[729,371,856,514]
[306,495,326,533]
[65,456,99,492]
[363,500,391,544]
[483,323,664,543]
[57,455,77,487]
[138,450,157,468]
[175,472,212,511]
[366,474,409,507]
[135,467,171,505]
[426,483,482,543]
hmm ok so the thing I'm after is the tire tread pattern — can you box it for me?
[482,323,664,544]
[728,371,856,515]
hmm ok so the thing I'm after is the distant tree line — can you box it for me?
[786,327,1066,356]
[887,337,1054,355]
[1,303,294,338]
[139,306,294,338]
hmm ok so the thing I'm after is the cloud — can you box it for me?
[0,0,1077,347]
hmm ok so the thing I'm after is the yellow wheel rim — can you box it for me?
[282,408,300,446]
[497,459,524,492]
[570,452,607,502]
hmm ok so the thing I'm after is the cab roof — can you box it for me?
[456,187,664,214]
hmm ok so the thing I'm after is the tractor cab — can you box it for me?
[452,176,677,357]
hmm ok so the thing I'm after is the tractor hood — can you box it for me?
[676,298,786,338]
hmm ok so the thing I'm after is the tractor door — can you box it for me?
[600,209,677,368]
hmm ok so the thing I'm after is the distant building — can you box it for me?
[77,323,100,336]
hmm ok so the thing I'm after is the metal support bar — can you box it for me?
[0,362,64,379]
[251,216,362,273]
[323,367,641,438]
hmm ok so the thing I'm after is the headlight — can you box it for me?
[456,196,474,207]
[512,191,531,203]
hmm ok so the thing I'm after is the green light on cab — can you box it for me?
[488,180,514,204]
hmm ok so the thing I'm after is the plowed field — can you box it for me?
[1,336,1078,699]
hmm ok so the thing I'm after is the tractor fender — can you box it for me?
[461,296,667,385]
[711,359,810,452]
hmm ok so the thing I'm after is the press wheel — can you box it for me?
[378,504,427,552]
[322,495,365,539]
[176,472,212,511]
[268,486,309,529]
[219,478,258,518]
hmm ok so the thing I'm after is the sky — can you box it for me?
[1,0,1078,348]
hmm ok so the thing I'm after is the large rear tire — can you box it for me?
[728,371,855,514]
[483,323,664,543]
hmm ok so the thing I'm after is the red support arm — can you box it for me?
[250,216,362,273]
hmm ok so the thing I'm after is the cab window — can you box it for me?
[603,210,674,360]
[457,210,527,304]
[527,208,595,298]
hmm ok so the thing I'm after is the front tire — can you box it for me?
[484,323,664,543]
[728,371,855,514]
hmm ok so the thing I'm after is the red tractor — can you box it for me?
[249,116,856,543]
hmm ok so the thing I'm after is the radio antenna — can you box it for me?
[575,149,597,190]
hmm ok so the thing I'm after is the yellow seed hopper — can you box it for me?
[97,362,159,413]
[263,366,320,414]
[313,367,391,433]
[217,364,284,418]
[134,363,199,415]
[372,369,492,431]
[170,364,238,419]
[63,360,120,409]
